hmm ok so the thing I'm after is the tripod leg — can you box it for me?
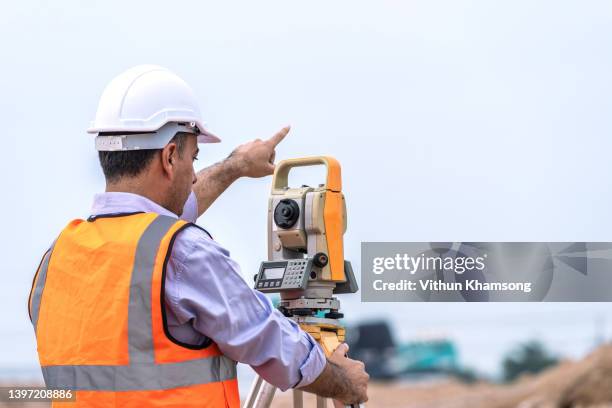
[292,389,303,408]
[244,374,277,408]
[243,375,264,408]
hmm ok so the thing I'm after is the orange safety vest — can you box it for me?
[28,212,240,407]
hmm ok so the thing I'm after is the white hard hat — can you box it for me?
[88,65,220,151]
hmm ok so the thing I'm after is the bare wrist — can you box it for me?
[299,359,353,403]
[328,360,353,402]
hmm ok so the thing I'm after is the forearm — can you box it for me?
[299,360,353,402]
[192,156,243,217]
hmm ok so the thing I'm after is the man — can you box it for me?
[28,65,368,407]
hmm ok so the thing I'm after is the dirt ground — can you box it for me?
[271,344,612,408]
[3,345,611,408]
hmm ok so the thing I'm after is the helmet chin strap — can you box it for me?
[95,122,199,152]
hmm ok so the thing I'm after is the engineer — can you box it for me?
[28,65,368,407]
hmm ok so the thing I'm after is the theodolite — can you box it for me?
[244,156,360,408]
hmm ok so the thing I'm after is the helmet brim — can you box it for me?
[196,128,221,143]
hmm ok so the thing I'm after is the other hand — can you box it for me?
[330,343,369,405]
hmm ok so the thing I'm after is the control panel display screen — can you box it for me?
[263,267,285,280]
[256,259,311,292]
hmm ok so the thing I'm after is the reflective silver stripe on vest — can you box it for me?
[42,355,237,391]
[39,214,237,391]
[128,215,177,363]
[30,244,55,334]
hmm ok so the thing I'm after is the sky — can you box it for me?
[1,0,612,382]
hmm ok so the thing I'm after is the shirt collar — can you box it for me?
[91,192,178,219]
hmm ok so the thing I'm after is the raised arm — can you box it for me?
[192,126,290,217]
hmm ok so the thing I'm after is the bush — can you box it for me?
[502,340,559,382]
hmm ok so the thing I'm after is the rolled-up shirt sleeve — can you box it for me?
[165,226,326,390]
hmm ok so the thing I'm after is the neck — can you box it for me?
[106,176,169,210]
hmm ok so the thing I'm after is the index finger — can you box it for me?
[267,125,291,147]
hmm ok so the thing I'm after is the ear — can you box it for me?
[160,142,178,179]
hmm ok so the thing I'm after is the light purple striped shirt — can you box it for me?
[90,191,326,390]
